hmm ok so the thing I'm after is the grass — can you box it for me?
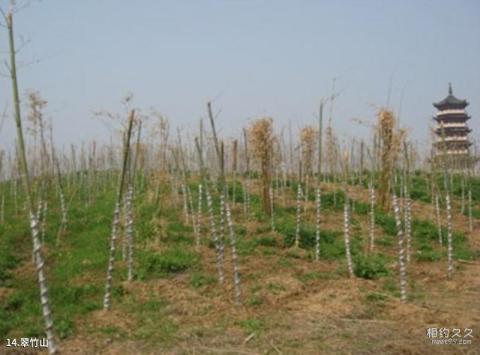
[266,282,287,294]
[353,254,391,279]
[358,291,388,320]
[297,270,341,283]
[275,216,365,260]
[452,231,479,260]
[411,219,478,261]
[407,174,480,204]
[382,278,400,298]
[0,172,478,352]
[0,222,23,287]
[247,294,264,307]
[137,247,199,279]
[125,295,178,342]
[190,272,216,288]
[236,318,265,335]
[375,212,396,236]
[257,235,278,247]
[416,244,442,262]
[0,187,152,340]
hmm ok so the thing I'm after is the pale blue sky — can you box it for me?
[0,0,479,152]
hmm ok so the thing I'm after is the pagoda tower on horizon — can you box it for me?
[432,83,472,169]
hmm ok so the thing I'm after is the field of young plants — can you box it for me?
[1,91,479,355]
[1,6,479,355]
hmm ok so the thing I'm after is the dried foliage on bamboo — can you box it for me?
[248,117,275,215]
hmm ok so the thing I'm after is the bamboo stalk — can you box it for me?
[403,183,412,264]
[343,200,354,278]
[295,183,302,248]
[435,193,443,246]
[196,183,203,249]
[315,187,321,261]
[195,137,225,284]
[468,188,473,233]
[7,11,58,354]
[317,100,324,183]
[126,184,134,281]
[446,193,454,279]
[368,181,376,253]
[224,201,241,306]
[392,192,407,302]
[269,185,275,232]
[103,109,135,310]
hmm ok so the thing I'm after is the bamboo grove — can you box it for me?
[0,9,479,355]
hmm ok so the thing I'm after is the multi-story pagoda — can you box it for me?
[432,83,472,168]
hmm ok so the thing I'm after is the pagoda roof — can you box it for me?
[434,141,472,147]
[433,83,469,109]
[433,115,471,122]
[434,127,471,133]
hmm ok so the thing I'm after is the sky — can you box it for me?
[0,0,479,153]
